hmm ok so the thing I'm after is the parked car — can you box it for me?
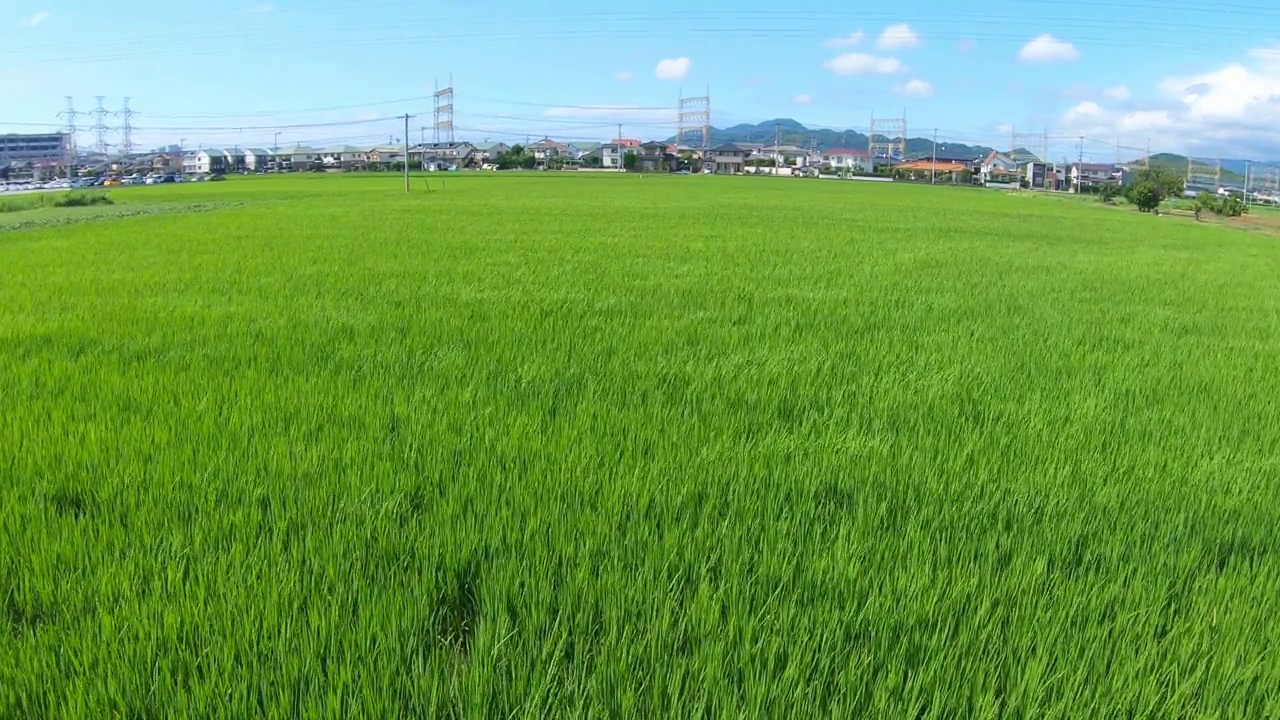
[209,174,225,182]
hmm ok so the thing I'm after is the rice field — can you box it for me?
[3,174,1279,717]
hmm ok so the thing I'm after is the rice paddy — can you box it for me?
[3,174,1279,717]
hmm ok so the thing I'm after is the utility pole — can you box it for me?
[774,122,781,171]
[617,124,623,171]
[931,128,938,184]
[1145,140,1150,169]
[1076,136,1084,194]
[1246,161,1252,206]
[403,114,410,193]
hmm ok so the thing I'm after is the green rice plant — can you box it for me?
[1,174,1279,717]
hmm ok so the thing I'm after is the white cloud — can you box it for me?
[1064,100,1103,123]
[614,70,633,83]
[823,53,907,76]
[655,57,691,81]
[245,3,273,13]
[1103,85,1131,102]
[23,11,50,27]
[824,30,864,48]
[995,123,1013,134]
[1118,110,1173,133]
[1054,47,1280,157]
[792,94,812,105]
[1018,35,1080,63]
[877,24,921,50]
[894,79,933,97]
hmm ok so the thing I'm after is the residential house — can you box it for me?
[473,142,510,162]
[1070,162,1119,190]
[528,138,571,165]
[980,151,1020,184]
[571,142,601,159]
[893,159,972,182]
[278,145,320,171]
[821,147,873,173]
[194,149,230,174]
[366,145,404,168]
[601,142,628,169]
[243,148,274,171]
[418,141,476,167]
[611,138,641,149]
[320,145,368,170]
[182,151,199,175]
[760,144,810,167]
[150,154,182,173]
[222,149,245,172]
[704,143,747,175]
[1025,161,1065,190]
[636,141,671,172]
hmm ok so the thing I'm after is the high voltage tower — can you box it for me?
[92,96,111,154]
[676,87,711,151]
[433,75,454,143]
[868,111,906,164]
[116,97,136,156]
[57,96,79,160]
[1187,157,1221,190]
[1009,125,1048,163]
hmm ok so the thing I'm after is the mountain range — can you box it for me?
[666,118,1012,160]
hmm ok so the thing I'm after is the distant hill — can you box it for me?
[667,118,1008,159]
[1138,152,1246,184]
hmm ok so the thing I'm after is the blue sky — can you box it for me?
[4,0,1280,159]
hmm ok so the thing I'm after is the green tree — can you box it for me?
[1125,182,1161,212]
[1131,166,1185,200]
[1194,191,1216,221]
[623,151,638,171]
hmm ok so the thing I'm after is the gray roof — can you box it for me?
[244,148,271,155]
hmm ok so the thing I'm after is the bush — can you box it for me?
[1125,182,1160,212]
[1098,184,1120,203]
[52,192,113,208]
[1219,196,1247,217]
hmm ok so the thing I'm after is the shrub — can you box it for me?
[52,192,113,208]
[1125,182,1160,212]
[1098,184,1120,203]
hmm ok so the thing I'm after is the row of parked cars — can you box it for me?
[0,172,225,192]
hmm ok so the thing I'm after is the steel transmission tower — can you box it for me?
[116,97,136,157]
[57,97,79,160]
[676,86,711,151]
[433,75,454,143]
[868,111,907,165]
[91,96,111,154]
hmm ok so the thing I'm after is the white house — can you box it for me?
[243,148,274,171]
[822,147,873,173]
[980,151,1020,184]
[279,146,320,170]
[1070,163,1119,190]
[194,149,229,174]
[320,145,368,169]
[601,142,626,169]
